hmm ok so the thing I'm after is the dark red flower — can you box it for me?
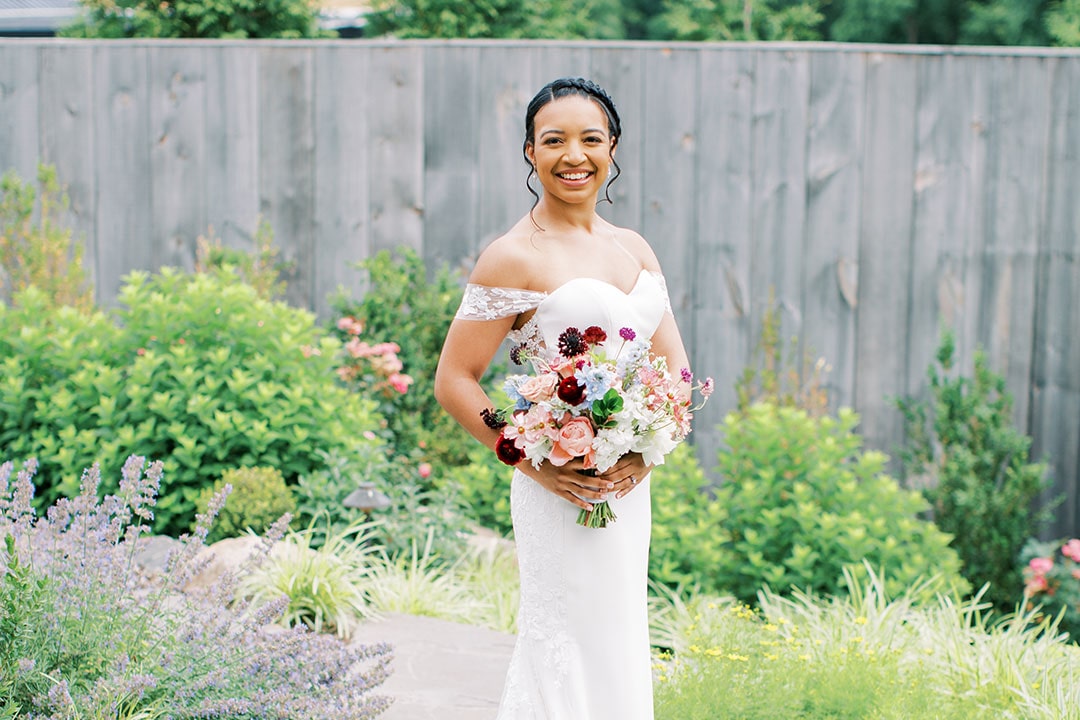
[481,408,508,430]
[557,376,587,405]
[583,326,607,346]
[557,327,587,358]
[495,434,525,466]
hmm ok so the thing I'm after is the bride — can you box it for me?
[434,77,691,720]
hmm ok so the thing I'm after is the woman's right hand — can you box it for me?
[517,459,614,511]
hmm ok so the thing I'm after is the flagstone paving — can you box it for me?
[351,613,515,720]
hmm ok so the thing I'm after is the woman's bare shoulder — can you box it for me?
[468,224,539,290]
[611,225,663,272]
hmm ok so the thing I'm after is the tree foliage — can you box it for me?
[62,0,333,39]
[364,0,1078,45]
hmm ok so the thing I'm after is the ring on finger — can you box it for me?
[630,476,637,485]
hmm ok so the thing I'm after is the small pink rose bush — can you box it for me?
[1021,537,1080,639]
[333,315,414,396]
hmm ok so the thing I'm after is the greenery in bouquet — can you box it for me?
[491,325,713,528]
[1021,538,1080,642]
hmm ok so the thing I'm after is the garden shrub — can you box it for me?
[194,466,297,544]
[0,267,384,535]
[0,164,92,312]
[1020,537,1080,641]
[0,456,391,718]
[710,402,966,605]
[195,219,290,301]
[329,247,487,476]
[439,440,516,538]
[648,442,728,594]
[294,448,470,563]
[62,0,334,38]
[898,328,1050,612]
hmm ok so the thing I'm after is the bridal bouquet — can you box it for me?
[485,325,713,528]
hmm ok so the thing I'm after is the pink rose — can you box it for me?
[388,373,413,394]
[1062,539,1080,562]
[1026,575,1049,595]
[418,463,432,479]
[519,373,559,402]
[548,417,596,467]
[1029,557,1054,575]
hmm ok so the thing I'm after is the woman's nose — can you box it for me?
[565,141,586,163]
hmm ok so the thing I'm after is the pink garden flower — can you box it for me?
[1026,574,1049,595]
[337,316,364,335]
[418,463,432,479]
[1029,556,1054,575]
[1061,539,1080,562]
[388,373,413,394]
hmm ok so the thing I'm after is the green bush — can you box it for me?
[62,0,334,39]
[294,448,470,563]
[439,440,515,538]
[329,247,488,474]
[648,442,728,593]
[0,164,92,312]
[195,466,297,544]
[710,402,967,605]
[898,328,1050,612]
[0,268,385,535]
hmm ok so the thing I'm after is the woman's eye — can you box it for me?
[544,138,562,145]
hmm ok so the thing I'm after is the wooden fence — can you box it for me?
[1,39,1078,536]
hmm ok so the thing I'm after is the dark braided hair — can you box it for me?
[523,77,623,220]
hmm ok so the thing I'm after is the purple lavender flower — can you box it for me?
[619,327,636,341]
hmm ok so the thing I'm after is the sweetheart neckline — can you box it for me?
[539,269,653,304]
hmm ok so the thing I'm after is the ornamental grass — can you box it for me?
[651,567,1079,720]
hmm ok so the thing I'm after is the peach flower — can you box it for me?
[548,417,596,467]
[518,372,559,402]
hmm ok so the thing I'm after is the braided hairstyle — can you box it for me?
[523,77,623,217]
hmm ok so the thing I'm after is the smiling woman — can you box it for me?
[434,77,695,720]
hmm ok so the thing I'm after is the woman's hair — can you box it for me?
[523,77,623,215]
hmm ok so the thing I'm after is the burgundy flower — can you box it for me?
[495,434,525,466]
[680,367,693,383]
[619,327,636,341]
[583,326,607,346]
[510,344,526,366]
[557,376,587,405]
[557,327,587,358]
[481,408,508,430]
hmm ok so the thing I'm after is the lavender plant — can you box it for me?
[0,456,393,719]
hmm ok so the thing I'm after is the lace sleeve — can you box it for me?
[649,271,674,315]
[455,284,547,321]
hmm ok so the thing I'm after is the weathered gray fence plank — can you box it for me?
[258,46,315,309]
[367,46,424,256]
[422,45,479,274]
[476,45,533,246]
[976,55,1049,433]
[692,46,755,466]
[853,52,918,459]
[94,45,152,302]
[38,44,96,291]
[204,45,260,256]
[1032,57,1080,537]
[905,53,978,421]
[0,43,39,185]
[803,49,864,412]
[313,44,370,316]
[641,48,698,317]
[148,46,206,274]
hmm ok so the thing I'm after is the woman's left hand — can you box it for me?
[600,453,653,499]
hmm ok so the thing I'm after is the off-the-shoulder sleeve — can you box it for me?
[649,271,674,315]
[455,284,547,321]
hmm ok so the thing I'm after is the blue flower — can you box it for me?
[577,366,616,403]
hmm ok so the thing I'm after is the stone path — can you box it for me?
[351,613,515,720]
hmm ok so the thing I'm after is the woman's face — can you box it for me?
[525,95,616,207]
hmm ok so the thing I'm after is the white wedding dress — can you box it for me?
[455,269,671,720]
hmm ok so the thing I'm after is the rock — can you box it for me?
[183,535,264,594]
